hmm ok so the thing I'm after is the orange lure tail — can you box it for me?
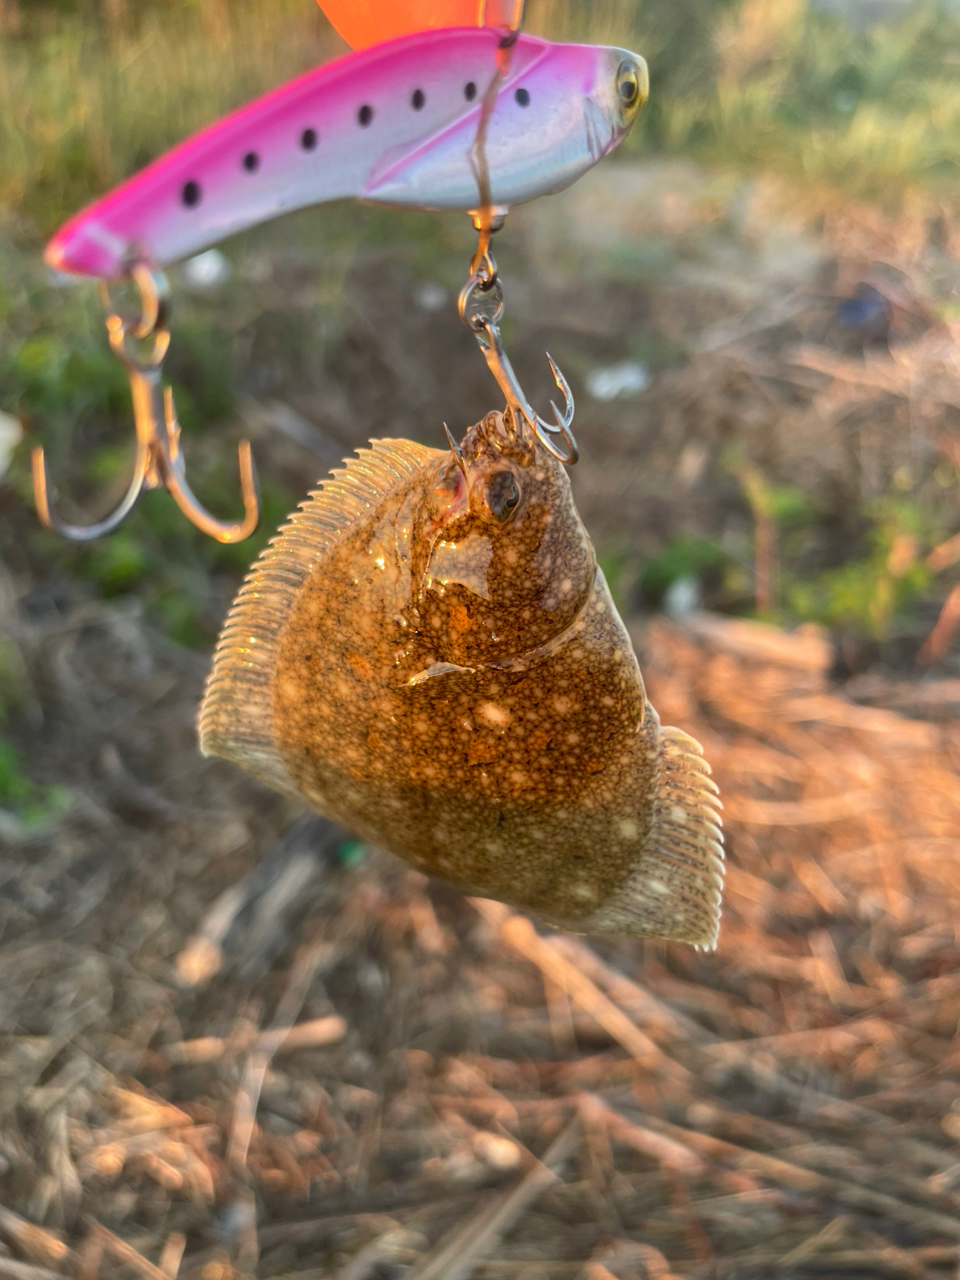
[317,0,518,49]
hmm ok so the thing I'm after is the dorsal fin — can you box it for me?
[198,438,440,790]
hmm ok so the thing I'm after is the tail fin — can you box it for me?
[591,725,725,948]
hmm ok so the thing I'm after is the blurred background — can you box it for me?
[1,1,960,1276]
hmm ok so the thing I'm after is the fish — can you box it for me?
[45,28,648,280]
[198,411,724,947]
[317,0,517,50]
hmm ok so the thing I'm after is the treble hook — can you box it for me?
[458,269,578,465]
[32,260,260,543]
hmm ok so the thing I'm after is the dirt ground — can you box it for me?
[1,162,960,1278]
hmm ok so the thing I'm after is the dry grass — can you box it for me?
[0,581,958,1277]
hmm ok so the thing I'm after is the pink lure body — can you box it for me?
[46,28,647,279]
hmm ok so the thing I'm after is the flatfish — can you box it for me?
[200,410,723,946]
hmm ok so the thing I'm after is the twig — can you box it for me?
[335,1227,421,1280]
[227,938,340,1270]
[723,789,883,826]
[918,584,960,666]
[578,1095,705,1177]
[0,1205,69,1269]
[927,530,960,574]
[729,1244,959,1273]
[76,1226,105,1280]
[638,1115,960,1240]
[0,1262,66,1280]
[585,1241,681,1280]
[547,937,707,1044]
[734,460,778,614]
[162,1016,346,1065]
[471,902,689,1081]
[78,1224,171,1280]
[676,612,832,672]
[157,1233,186,1280]
[255,1198,484,1249]
[408,1117,582,1280]
[227,940,337,1171]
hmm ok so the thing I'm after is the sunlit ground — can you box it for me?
[0,1,959,1275]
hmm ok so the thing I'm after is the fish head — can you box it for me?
[586,47,649,153]
[418,411,596,666]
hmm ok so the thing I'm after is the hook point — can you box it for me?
[443,423,467,476]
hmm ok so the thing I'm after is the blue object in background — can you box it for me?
[836,283,893,343]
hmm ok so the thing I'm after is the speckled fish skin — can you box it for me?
[45,29,648,279]
[199,413,724,947]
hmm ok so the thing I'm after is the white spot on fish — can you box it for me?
[618,818,639,840]
[571,881,597,902]
[478,702,511,728]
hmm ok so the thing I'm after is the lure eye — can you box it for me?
[479,469,522,524]
[616,59,647,116]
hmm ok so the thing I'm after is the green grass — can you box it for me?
[783,497,936,641]
[0,0,335,238]
[653,0,960,209]
[0,636,70,830]
[0,736,70,830]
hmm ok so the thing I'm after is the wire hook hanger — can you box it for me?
[32,258,260,543]
[458,229,577,465]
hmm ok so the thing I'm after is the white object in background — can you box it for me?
[0,411,23,480]
[586,360,649,401]
[414,282,448,312]
[664,575,702,619]
[183,248,232,290]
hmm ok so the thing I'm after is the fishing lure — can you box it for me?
[199,402,724,947]
[46,28,648,280]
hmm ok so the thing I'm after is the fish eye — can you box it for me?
[616,59,647,115]
[479,469,522,524]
